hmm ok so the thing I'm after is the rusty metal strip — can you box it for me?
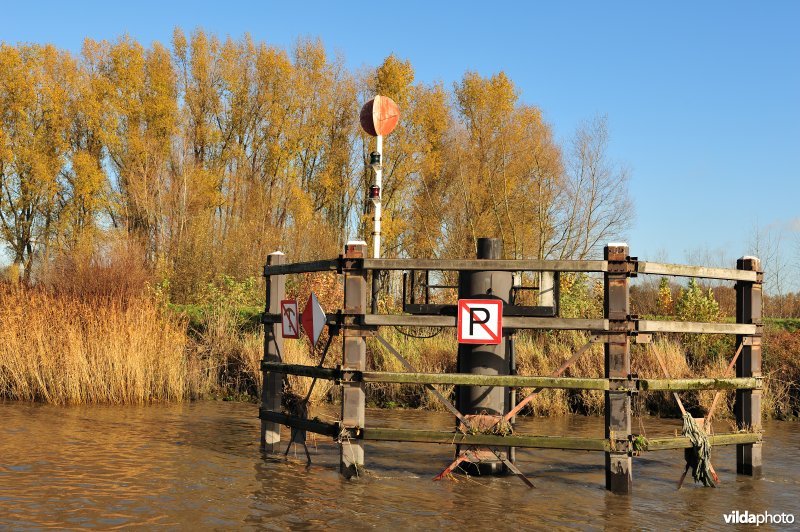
[705,342,745,424]
[650,344,687,416]
[500,335,600,423]
[375,334,469,427]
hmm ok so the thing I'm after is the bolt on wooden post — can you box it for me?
[341,241,368,477]
[261,251,286,449]
[604,243,633,494]
[735,256,763,477]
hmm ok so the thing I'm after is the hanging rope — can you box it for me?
[681,413,718,487]
[392,326,444,339]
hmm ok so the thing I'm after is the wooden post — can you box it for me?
[604,243,632,494]
[735,256,763,477]
[341,241,367,477]
[261,251,286,449]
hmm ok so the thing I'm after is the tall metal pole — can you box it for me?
[373,134,383,260]
[370,135,383,314]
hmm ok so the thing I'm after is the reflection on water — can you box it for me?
[0,401,798,529]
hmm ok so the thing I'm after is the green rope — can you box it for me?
[681,413,717,487]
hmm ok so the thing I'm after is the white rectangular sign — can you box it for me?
[280,299,299,339]
[457,299,503,345]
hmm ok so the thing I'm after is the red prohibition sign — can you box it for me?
[457,299,503,345]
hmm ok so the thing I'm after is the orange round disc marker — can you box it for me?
[359,95,400,137]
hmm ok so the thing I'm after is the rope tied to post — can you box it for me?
[681,412,717,487]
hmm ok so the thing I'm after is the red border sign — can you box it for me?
[457,299,503,345]
[280,299,300,339]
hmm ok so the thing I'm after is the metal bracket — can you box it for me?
[633,333,652,344]
[607,256,638,276]
[609,377,638,394]
[341,325,377,337]
[335,366,362,385]
[338,256,364,273]
[337,424,362,438]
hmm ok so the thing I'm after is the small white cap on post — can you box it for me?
[346,240,368,247]
[269,251,285,256]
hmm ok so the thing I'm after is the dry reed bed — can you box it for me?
[0,286,189,404]
[1,284,795,419]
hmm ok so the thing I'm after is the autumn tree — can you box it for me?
[0,44,74,281]
[0,31,635,305]
[656,277,673,315]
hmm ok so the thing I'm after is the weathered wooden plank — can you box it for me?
[260,361,609,389]
[637,320,757,335]
[261,361,338,380]
[263,259,339,276]
[639,377,760,391]
[645,432,760,451]
[363,314,608,331]
[262,313,343,327]
[637,261,758,282]
[258,409,339,437]
[362,258,608,272]
[361,371,609,390]
[359,427,610,451]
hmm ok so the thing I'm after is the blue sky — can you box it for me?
[3,1,799,279]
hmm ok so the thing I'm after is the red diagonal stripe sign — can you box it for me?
[280,299,299,338]
[457,299,503,345]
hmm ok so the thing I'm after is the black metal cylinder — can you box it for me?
[457,238,512,414]
[457,238,513,473]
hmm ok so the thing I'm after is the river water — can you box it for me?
[1,401,798,530]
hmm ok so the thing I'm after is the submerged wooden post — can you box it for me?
[341,241,368,477]
[604,243,633,494]
[735,256,763,477]
[261,251,286,449]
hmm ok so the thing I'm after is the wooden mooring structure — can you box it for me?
[259,240,763,494]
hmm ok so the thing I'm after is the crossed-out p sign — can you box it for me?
[457,299,503,345]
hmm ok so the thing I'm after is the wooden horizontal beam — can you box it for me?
[359,427,610,451]
[645,432,760,451]
[637,261,759,282]
[637,320,757,335]
[261,258,761,284]
[261,362,338,380]
[258,409,340,437]
[263,362,762,392]
[261,362,608,389]
[363,258,608,272]
[363,314,608,331]
[263,259,339,276]
[639,377,760,391]
[361,371,609,389]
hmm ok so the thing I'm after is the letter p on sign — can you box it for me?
[457,299,503,345]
